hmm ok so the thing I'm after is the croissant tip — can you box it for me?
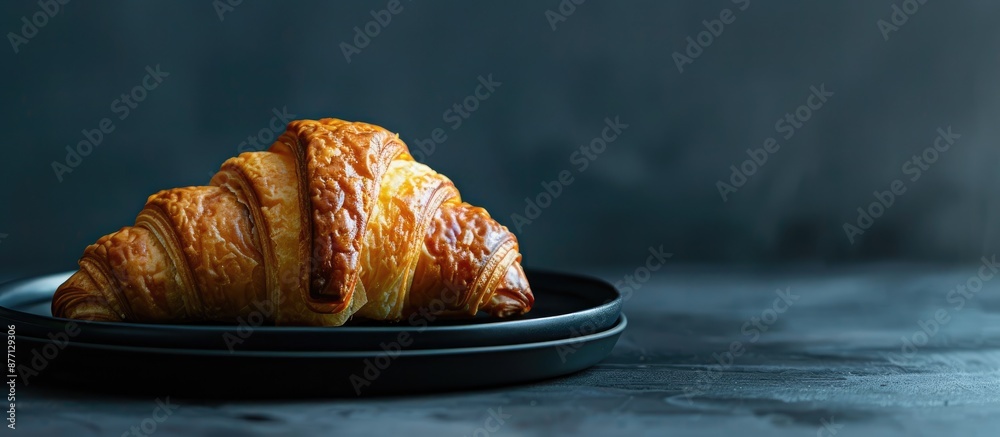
[483,262,534,318]
[485,289,533,318]
[52,271,122,322]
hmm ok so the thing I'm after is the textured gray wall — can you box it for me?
[1,0,998,276]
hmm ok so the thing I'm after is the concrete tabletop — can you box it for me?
[10,263,1000,436]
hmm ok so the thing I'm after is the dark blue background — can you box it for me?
[1,0,998,277]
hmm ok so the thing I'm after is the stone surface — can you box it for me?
[9,263,1000,436]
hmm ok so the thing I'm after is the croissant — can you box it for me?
[52,118,533,326]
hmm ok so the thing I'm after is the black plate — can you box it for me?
[0,270,621,351]
[15,316,625,397]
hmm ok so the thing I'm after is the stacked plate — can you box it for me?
[0,271,624,397]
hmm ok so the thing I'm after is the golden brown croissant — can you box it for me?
[52,118,533,326]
